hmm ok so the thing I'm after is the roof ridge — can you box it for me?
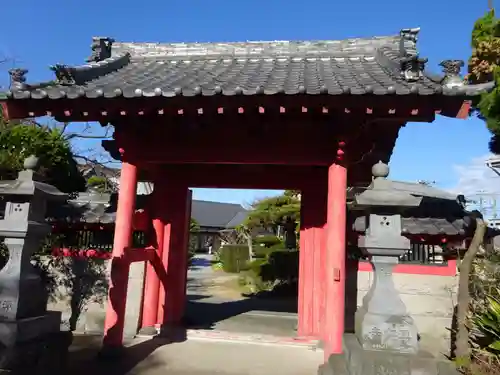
[194,199,245,207]
[112,35,403,60]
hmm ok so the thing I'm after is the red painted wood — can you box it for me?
[358,259,457,276]
[159,164,327,190]
[323,163,347,358]
[298,192,313,338]
[0,94,470,122]
[298,184,327,339]
[171,189,192,323]
[115,124,339,166]
[133,210,149,231]
[142,184,167,329]
[102,162,137,349]
[156,183,190,327]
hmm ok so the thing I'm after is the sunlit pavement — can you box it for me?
[122,337,324,375]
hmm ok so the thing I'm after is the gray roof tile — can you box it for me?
[49,195,247,229]
[352,216,467,236]
[6,29,494,101]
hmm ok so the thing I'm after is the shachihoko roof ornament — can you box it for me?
[4,28,494,100]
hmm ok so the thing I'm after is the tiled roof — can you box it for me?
[353,216,466,236]
[191,200,247,228]
[5,29,494,101]
[49,193,247,229]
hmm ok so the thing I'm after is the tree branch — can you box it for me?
[455,216,487,361]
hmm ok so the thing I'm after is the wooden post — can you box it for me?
[324,163,347,358]
[102,162,137,350]
[297,184,327,338]
[172,189,193,322]
[140,180,166,332]
[157,182,190,330]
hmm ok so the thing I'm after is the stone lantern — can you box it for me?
[351,160,421,355]
[0,156,71,373]
[319,161,461,375]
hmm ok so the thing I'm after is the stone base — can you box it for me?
[0,330,72,375]
[318,334,459,375]
[137,326,158,336]
[0,311,61,347]
[157,324,187,343]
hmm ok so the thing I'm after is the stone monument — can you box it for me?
[319,161,458,375]
[0,156,72,374]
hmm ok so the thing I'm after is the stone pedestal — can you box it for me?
[357,257,418,354]
[0,156,72,374]
[0,313,72,375]
[319,334,459,375]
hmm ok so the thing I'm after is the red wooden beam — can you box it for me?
[156,164,328,190]
[0,95,470,122]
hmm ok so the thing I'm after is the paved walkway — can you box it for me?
[69,335,323,375]
[67,255,320,374]
[185,254,298,337]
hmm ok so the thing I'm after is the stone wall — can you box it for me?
[356,270,457,356]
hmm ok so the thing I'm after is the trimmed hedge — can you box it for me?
[254,235,283,248]
[261,249,299,282]
[219,244,250,273]
[241,249,299,294]
[254,243,287,259]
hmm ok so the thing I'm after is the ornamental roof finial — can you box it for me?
[439,59,465,88]
[86,37,115,63]
[8,68,28,90]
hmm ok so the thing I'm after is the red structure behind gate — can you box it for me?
[1,28,492,357]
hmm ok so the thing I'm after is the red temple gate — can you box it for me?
[1,28,492,358]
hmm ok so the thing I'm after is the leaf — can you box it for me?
[488,340,500,350]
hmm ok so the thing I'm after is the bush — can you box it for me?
[471,288,500,355]
[219,244,250,273]
[253,242,287,259]
[239,250,299,295]
[254,235,282,248]
[261,250,299,283]
[253,247,274,259]
[239,258,274,293]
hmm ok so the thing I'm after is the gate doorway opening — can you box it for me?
[184,188,299,339]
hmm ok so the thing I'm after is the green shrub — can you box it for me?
[238,250,299,295]
[261,250,299,283]
[253,241,287,259]
[472,288,500,354]
[219,245,250,273]
[254,235,282,248]
[239,258,274,293]
[253,246,274,259]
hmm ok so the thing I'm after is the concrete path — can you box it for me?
[185,254,299,337]
[69,335,323,375]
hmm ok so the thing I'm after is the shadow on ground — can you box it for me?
[184,293,298,330]
[68,335,174,375]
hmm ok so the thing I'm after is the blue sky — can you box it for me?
[1,0,497,204]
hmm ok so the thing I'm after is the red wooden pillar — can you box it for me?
[173,189,193,322]
[157,182,190,329]
[323,163,347,358]
[102,162,138,349]
[297,184,327,338]
[140,179,167,332]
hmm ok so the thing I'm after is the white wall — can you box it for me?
[356,271,457,356]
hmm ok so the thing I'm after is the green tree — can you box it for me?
[86,175,113,193]
[243,190,300,249]
[0,111,86,195]
[468,10,500,153]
